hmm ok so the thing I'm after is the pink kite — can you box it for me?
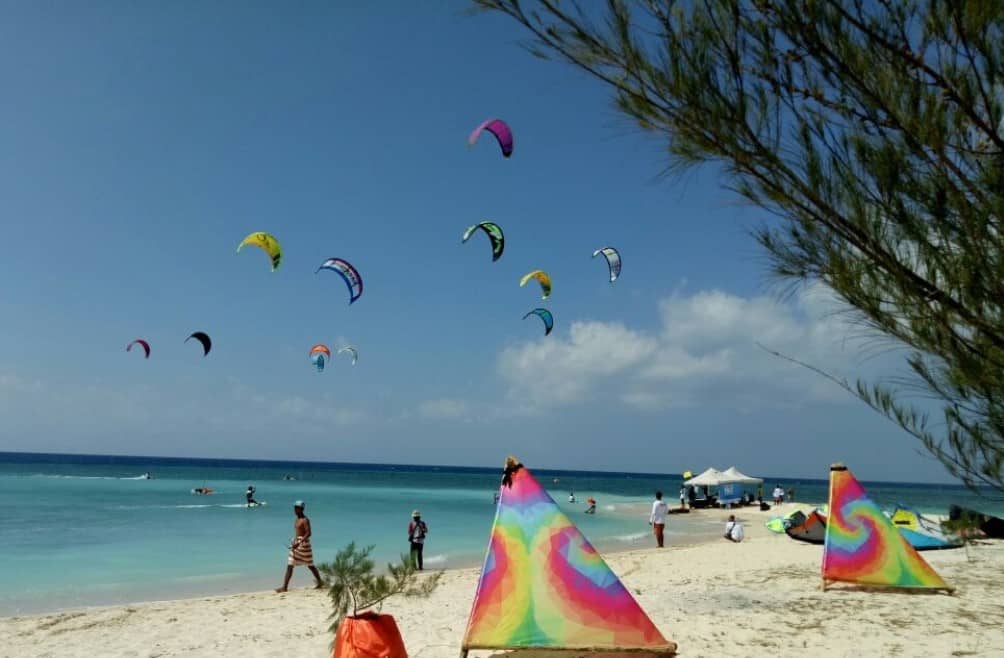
[126,339,151,359]
[468,119,513,158]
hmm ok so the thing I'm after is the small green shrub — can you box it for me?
[318,542,443,632]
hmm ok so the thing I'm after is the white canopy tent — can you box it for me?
[719,466,763,485]
[684,467,725,487]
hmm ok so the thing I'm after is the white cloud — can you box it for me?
[497,284,880,413]
[418,398,470,420]
[498,321,658,405]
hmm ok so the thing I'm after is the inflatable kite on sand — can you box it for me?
[460,456,676,657]
[822,463,952,592]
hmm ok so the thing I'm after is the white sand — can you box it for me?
[3,506,1003,657]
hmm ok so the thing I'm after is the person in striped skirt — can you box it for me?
[276,500,323,592]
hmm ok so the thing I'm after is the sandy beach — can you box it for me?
[2,504,1002,658]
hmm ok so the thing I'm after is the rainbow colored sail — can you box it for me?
[461,459,675,653]
[822,464,951,590]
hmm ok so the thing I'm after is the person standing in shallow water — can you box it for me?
[408,510,428,571]
[276,501,323,592]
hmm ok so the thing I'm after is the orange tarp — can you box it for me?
[333,613,407,658]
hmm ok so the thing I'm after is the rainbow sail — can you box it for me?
[822,463,951,591]
[461,459,675,654]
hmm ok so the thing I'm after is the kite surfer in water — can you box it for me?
[246,485,259,507]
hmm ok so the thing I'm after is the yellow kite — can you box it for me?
[519,270,552,300]
[236,232,282,271]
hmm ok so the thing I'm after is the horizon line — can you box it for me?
[0,449,966,488]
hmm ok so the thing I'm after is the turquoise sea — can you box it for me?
[1,452,1000,617]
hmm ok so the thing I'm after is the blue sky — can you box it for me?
[0,1,951,482]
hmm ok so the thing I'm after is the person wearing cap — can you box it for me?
[276,500,323,592]
[408,510,429,571]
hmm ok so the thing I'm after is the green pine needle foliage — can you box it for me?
[475,0,1004,496]
[318,542,443,633]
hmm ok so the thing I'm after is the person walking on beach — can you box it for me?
[787,487,795,503]
[679,486,687,510]
[276,501,323,592]
[408,510,428,571]
[649,491,669,548]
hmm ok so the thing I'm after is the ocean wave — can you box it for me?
[176,503,258,509]
[603,504,617,511]
[28,474,152,481]
[423,554,448,566]
[109,503,261,510]
[613,532,649,542]
[173,572,245,583]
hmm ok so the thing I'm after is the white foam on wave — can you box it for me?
[29,474,151,480]
[177,503,257,509]
[423,554,448,566]
[109,503,259,510]
[32,474,115,480]
[603,504,617,511]
[613,532,649,542]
